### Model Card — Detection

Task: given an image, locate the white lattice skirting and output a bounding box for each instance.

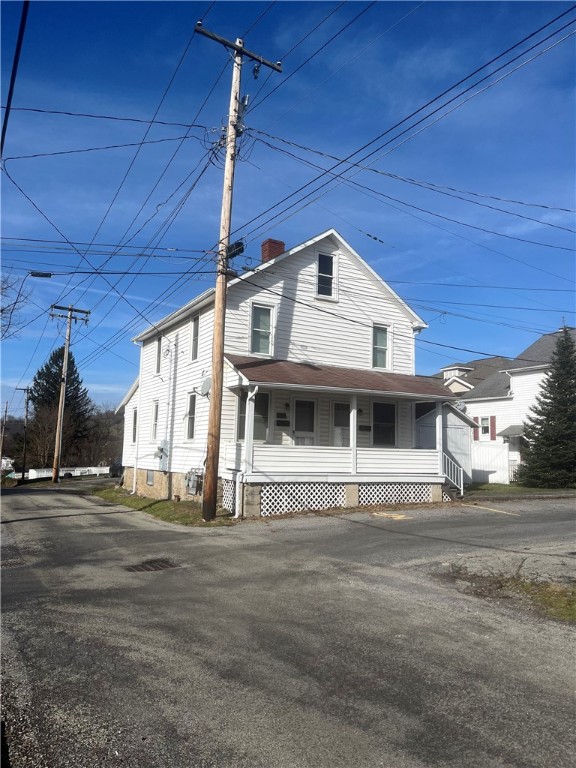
[261,482,346,517]
[359,483,432,506]
[221,479,236,512]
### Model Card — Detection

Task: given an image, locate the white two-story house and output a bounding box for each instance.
[461,328,576,483]
[117,230,467,516]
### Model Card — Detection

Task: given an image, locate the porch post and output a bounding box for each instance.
[436,401,443,475]
[351,394,358,474]
[244,386,257,474]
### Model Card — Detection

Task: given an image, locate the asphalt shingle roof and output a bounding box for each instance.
[462,328,576,401]
[226,355,453,399]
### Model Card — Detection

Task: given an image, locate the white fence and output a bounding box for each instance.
[28,466,111,479]
[471,442,511,484]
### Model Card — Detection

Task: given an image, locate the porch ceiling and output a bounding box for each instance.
[225,355,454,400]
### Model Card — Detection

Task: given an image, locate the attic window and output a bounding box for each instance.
[317,253,336,299]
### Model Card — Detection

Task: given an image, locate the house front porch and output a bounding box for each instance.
[221,355,464,516]
[222,443,452,516]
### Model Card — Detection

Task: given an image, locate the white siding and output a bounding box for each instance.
[121,232,426,481]
[467,369,546,446]
[121,390,138,468]
[225,237,417,374]
[135,306,214,473]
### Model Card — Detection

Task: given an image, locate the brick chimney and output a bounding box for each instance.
[261,238,285,263]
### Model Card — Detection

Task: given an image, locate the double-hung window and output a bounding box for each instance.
[132,409,138,444]
[372,402,396,446]
[151,400,159,441]
[237,392,270,441]
[317,253,335,298]
[372,325,389,369]
[251,305,272,355]
[155,337,162,374]
[186,394,196,440]
[190,316,199,361]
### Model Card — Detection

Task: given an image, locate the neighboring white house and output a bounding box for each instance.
[117,229,469,516]
[460,328,576,484]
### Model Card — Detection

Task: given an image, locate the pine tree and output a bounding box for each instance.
[516,328,576,488]
[29,346,93,465]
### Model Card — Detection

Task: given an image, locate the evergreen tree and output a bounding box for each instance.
[516,328,576,488]
[29,347,93,465]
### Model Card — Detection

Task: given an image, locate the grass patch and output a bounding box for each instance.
[92,486,236,527]
[465,483,575,496]
[451,567,576,623]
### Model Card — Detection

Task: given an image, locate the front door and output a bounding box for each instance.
[293,399,315,445]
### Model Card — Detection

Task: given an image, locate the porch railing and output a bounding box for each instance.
[443,452,463,496]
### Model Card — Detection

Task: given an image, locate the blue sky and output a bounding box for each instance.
[2,1,575,417]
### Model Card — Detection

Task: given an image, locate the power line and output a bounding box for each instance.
[3,132,208,161]
[1,0,30,157]
[257,138,576,250]
[248,1,377,112]
[1,106,194,128]
[236,17,576,246]
[253,129,576,220]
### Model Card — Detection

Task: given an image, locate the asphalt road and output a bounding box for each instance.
[1,486,575,768]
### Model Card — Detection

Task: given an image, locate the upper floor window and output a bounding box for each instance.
[251,305,272,355]
[481,417,490,436]
[155,337,162,374]
[190,316,199,361]
[186,393,196,440]
[132,409,138,444]
[372,325,389,369]
[317,253,335,298]
[372,402,396,447]
[151,400,159,441]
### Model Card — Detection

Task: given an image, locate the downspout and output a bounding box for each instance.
[233,385,258,519]
[436,401,443,478]
[132,343,144,494]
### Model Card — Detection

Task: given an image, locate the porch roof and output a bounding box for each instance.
[225,355,454,400]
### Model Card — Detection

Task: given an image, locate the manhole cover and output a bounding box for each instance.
[125,558,179,573]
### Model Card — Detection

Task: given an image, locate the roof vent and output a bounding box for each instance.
[261,238,285,263]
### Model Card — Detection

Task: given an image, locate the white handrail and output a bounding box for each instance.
[442,453,463,496]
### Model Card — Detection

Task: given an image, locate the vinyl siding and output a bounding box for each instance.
[225,238,416,374]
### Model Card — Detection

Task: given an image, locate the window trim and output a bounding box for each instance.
[315,251,338,301]
[150,400,159,442]
[237,390,270,442]
[186,393,196,440]
[250,302,274,357]
[132,408,138,444]
[372,324,390,370]
[371,400,397,447]
[190,316,199,362]
[155,337,162,374]
[146,469,154,486]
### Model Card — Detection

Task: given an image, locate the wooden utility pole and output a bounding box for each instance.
[50,305,90,482]
[196,21,281,521]
[15,386,29,482]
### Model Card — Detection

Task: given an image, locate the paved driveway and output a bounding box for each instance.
[2,488,575,767]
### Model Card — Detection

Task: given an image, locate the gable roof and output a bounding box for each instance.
[228,229,427,330]
[133,229,427,342]
[115,377,139,413]
[433,356,513,389]
[463,328,576,401]
[226,354,453,400]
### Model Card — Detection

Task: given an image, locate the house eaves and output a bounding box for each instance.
[133,288,215,343]
[115,378,139,413]
[228,228,428,331]
[225,355,454,401]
